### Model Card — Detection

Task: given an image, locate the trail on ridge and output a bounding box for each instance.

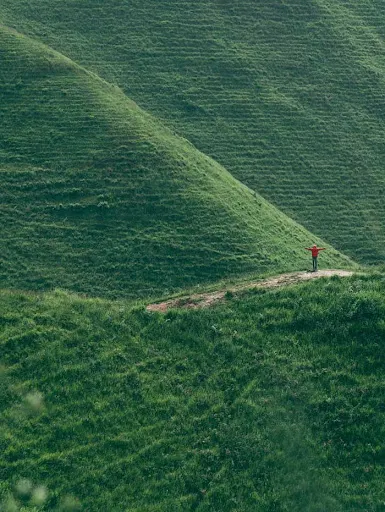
[147,270,355,312]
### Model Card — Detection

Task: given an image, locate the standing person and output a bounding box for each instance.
[305,245,326,272]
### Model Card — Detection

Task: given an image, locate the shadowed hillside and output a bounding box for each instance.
[1,0,384,263]
[1,274,384,510]
[1,4,383,512]
[0,26,350,298]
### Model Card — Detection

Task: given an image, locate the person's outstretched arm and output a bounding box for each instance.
[319,248,326,251]
[305,247,312,251]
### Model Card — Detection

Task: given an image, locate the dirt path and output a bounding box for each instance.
[146,270,355,313]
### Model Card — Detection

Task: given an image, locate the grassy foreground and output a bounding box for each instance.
[1,0,385,264]
[1,273,384,511]
[0,25,352,299]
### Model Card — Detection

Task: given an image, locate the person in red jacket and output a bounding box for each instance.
[305,245,326,272]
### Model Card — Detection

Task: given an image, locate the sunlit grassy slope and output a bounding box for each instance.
[0,25,352,298]
[1,0,384,264]
[1,274,384,511]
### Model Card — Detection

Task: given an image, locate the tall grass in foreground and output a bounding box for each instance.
[1,274,384,510]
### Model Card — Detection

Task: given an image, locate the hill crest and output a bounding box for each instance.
[2,0,383,263]
[0,24,353,298]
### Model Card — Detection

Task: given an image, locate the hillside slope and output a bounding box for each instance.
[0,26,351,298]
[1,0,384,264]
[1,274,384,511]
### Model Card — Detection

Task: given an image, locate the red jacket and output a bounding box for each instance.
[306,246,326,257]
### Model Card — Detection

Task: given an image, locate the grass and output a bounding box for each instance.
[1,273,384,511]
[1,0,384,264]
[0,25,353,299]
[0,4,382,511]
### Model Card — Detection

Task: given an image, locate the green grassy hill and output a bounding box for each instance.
[0,25,351,299]
[1,0,384,264]
[1,4,383,511]
[1,274,384,511]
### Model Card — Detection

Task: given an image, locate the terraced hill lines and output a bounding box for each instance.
[2,0,384,263]
[0,25,351,297]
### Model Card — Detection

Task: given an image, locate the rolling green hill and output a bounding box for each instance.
[1,0,384,264]
[0,4,383,512]
[1,274,384,511]
[0,25,351,299]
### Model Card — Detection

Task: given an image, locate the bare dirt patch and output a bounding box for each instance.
[146,270,355,313]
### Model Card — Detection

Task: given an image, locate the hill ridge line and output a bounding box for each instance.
[0,20,335,233]
[0,21,291,204]
[0,21,356,297]
[0,22,130,95]
[147,269,355,312]
[0,21,220,157]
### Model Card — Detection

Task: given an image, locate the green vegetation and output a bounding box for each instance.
[1,0,384,264]
[1,274,384,511]
[0,25,352,299]
[0,3,383,511]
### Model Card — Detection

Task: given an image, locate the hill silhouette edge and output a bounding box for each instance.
[0,24,355,298]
